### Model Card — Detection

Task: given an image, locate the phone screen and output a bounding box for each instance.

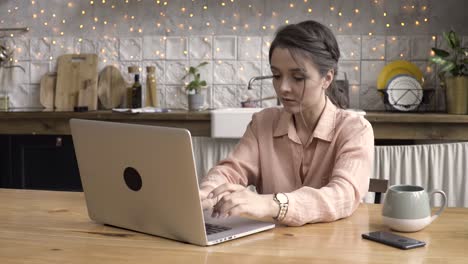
[362,231,426,250]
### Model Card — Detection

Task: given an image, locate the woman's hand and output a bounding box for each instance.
[209,183,278,220]
[199,184,217,210]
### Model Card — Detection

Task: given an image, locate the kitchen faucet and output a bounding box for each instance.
[242,75,280,107]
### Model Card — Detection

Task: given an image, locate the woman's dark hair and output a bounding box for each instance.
[268,20,347,108]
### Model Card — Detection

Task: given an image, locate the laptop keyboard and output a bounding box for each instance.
[205,223,232,235]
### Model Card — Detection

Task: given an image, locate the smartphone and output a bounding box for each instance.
[362,231,426,250]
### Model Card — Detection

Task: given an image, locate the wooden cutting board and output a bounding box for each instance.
[55,54,98,111]
[39,72,57,109]
[97,65,127,109]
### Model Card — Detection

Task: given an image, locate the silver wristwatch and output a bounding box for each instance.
[273,193,289,221]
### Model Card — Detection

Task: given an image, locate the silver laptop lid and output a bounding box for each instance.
[70,119,208,245]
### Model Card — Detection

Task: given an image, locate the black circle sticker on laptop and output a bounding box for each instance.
[123,167,143,191]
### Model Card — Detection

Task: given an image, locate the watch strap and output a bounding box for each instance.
[273,193,289,221]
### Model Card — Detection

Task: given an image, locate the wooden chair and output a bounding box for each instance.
[369,178,389,204]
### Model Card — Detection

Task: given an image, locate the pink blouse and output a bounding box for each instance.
[201,98,374,226]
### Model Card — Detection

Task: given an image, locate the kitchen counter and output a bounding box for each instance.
[0,109,211,136]
[1,109,468,140]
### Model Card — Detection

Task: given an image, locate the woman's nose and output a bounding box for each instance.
[278,79,292,93]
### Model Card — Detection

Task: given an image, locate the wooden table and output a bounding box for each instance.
[0,189,467,263]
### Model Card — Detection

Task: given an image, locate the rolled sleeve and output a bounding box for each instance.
[281,123,374,226]
[201,119,261,188]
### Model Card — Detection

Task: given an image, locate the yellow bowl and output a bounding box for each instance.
[377,60,424,90]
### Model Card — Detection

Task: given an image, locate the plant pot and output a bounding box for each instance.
[188,93,204,111]
[445,76,468,114]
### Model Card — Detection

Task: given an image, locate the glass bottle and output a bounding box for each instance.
[131,73,142,108]
[145,66,158,107]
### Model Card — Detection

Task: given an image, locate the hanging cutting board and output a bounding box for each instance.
[39,72,57,109]
[97,65,127,109]
[55,54,98,111]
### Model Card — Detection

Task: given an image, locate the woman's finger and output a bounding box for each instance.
[212,192,246,217]
[208,183,245,199]
[224,203,249,218]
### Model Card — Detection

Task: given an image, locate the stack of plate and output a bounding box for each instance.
[377,61,424,111]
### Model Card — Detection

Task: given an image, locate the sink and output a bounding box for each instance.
[211,108,264,138]
[210,108,366,138]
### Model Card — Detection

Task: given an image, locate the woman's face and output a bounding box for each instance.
[270,47,333,113]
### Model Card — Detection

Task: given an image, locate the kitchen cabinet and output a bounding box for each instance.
[0,135,82,191]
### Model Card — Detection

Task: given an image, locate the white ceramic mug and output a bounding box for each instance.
[382,185,447,232]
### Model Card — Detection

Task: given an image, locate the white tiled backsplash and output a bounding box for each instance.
[3,34,468,111]
[0,0,466,111]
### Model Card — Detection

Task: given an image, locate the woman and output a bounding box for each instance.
[200,20,374,226]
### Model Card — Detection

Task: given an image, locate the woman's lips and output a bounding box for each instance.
[282,98,296,103]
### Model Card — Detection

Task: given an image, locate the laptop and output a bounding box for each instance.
[70,119,275,246]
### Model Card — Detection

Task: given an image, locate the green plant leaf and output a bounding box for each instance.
[448,30,461,49]
[429,56,449,65]
[441,61,456,73]
[199,80,207,86]
[443,32,452,49]
[432,48,450,58]
[197,61,209,68]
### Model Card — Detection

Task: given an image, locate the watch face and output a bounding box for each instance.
[276,193,288,203]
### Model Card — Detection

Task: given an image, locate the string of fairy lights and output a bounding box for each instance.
[2,0,432,37]
[1,0,434,67]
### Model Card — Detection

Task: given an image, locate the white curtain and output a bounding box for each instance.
[372,142,468,207]
[192,137,468,208]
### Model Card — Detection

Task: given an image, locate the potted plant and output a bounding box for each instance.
[429,30,468,114]
[181,62,208,111]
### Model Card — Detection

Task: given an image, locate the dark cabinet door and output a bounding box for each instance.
[0,135,12,187]
[11,135,82,191]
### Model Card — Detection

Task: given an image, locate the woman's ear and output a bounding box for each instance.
[322,69,334,90]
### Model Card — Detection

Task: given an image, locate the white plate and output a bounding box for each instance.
[386,75,423,112]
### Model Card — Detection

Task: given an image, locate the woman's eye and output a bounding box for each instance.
[272,75,281,80]
[293,76,305,81]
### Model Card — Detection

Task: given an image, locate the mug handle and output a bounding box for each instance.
[430,189,447,222]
